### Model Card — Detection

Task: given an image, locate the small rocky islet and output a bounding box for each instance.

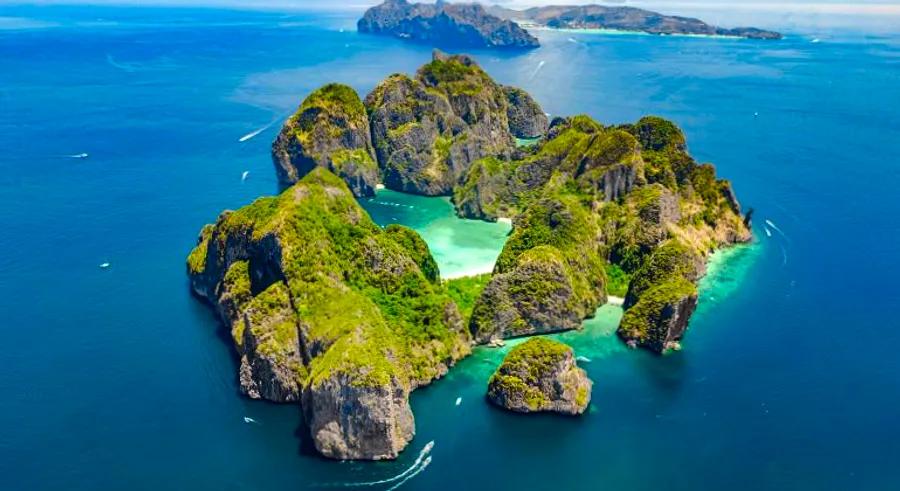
[358,0,782,48]
[488,338,592,415]
[187,50,751,460]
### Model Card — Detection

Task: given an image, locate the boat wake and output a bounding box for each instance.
[239,111,291,142]
[385,456,431,491]
[764,219,789,240]
[106,54,140,73]
[529,60,546,81]
[321,441,434,488]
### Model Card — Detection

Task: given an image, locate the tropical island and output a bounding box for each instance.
[358,0,539,49]
[358,0,781,46]
[187,50,751,460]
[488,4,783,39]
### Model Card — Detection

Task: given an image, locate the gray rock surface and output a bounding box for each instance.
[359,0,540,49]
[487,337,592,415]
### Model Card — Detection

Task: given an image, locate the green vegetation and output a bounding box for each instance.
[457,112,747,349]
[488,337,572,410]
[618,278,697,350]
[417,55,487,97]
[625,240,699,305]
[605,263,630,297]
[444,274,491,322]
[330,148,377,173]
[188,167,470,395]
[186,224,213,274]
[385,224,440,284]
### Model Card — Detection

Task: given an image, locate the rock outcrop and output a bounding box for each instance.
[458,112,749,352]
[358,0,540,49]
[503,86,549,139]
[469,194,606,344]
[487,337,591,415]
[189,52,755,462]
[489,4,782,39]
[187,168,471,459]
[272,83,378,197]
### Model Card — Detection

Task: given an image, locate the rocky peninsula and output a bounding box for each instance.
[487,338,592,415]
[358,0,539,49]
[188,50,750,460]
[488,4,783,40]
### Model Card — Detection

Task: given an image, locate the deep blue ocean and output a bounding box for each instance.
[1,4,899,490]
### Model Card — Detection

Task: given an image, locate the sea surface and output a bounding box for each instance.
[1,5,899,490]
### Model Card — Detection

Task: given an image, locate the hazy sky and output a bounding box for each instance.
[5,0,900,30]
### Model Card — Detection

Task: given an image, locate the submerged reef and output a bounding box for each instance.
[190,49,750,460]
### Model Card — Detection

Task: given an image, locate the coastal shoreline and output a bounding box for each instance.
[529,25,747,40]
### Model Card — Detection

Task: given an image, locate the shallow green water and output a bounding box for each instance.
[361,189,512,278]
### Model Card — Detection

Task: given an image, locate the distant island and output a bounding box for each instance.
[488,4,783,39]
[358,1,781,47]
[187,50,751,461]
[358,0,539,49]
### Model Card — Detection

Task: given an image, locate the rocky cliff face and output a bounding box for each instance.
[469,194,607,343]
[490,4,782,39]
[457,112,749,352]
[187,168,470,459]
[365,73,464,195]
[272,84,378,197]
[358,0,540,49]
[503,86,549,139]
[364,51,527,196]
[487,337,591,415]
[190,52,754,461]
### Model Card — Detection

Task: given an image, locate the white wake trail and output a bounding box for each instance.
[764,219,788,239]
[529,60,546,81]
[385,456,431,491]
[325,441,434,488]
[239,111,292,143]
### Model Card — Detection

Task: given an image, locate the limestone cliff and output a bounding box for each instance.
[489,4,782,39]
[503,86,549,139]
[365,51,524,196]
[187,168,470,459]
[459,112,750,353]
[487,337,592,415]
[358,0,539,49]
[272,84,378,198]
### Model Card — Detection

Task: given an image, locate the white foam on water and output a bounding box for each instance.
[385,456,431,491]
[106,54,138,72]
[529,60,545,81]
[329,441,434,488]
[239,111,292,142]
[764,219,788,239]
